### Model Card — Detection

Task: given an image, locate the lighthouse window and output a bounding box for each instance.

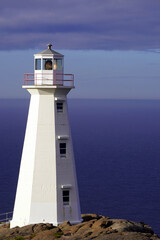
[63,190,70,205]
[43,58,53,70]
[60,143,66,156]
[54,59,62,71]
[57,102,63,112]
[35,59,41,70]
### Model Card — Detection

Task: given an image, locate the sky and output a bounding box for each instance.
[0,0,160,99]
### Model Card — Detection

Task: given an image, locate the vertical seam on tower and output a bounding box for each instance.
[28,93,40,223]
[54,92,58,224]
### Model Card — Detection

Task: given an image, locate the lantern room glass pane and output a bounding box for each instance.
[54,59,62,70]
[43,58,53,70]
[35,59,41,70]
[57,59,62,70]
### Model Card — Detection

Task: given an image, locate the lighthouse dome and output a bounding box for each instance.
[35,44,64,57]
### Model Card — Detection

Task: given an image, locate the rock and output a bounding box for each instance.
[0,227,11,238]
[59,221,72,235]
[92,217,113,229]
[32,223,55,233]
[0,214,159,240]
[16,224,34,236]
[111,219,154,233]
[31,228,63,240]
[81,213,103,222]
[0,223,9,229]
[59,221,71,228]
[90,218,114,237]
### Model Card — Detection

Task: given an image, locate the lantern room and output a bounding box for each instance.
[24,44,74,87]
[34,44,64,85]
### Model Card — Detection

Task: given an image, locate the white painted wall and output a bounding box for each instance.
[11,86,81,228]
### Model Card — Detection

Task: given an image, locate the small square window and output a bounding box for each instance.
[57,102,63,112]
[60,143,66,157]
[63,190,70,205]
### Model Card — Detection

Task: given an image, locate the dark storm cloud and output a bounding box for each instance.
[0,0,160,50]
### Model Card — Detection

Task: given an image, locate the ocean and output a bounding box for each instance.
[0,99,160,235]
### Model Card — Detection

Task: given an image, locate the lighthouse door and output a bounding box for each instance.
[64,206,71,220]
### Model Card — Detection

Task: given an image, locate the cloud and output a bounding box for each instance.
[0,0,160,50]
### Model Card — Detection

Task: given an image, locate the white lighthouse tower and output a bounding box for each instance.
[11,44,81,228]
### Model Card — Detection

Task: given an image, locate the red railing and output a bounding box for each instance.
[24,73,74,87]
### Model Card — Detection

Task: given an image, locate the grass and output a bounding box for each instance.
[85,232,92,237]
[30,233,37,239]
[54,230,63,238]
[14,237,25,240]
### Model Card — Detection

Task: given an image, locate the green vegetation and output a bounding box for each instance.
[85,232,92,237]
[30,233,37,239]
[14,237,25,240]
[54,230,63,238]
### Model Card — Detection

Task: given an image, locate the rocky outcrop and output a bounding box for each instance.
[0,214,159,240]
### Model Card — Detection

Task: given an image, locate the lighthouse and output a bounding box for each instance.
[11,44,81,228]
